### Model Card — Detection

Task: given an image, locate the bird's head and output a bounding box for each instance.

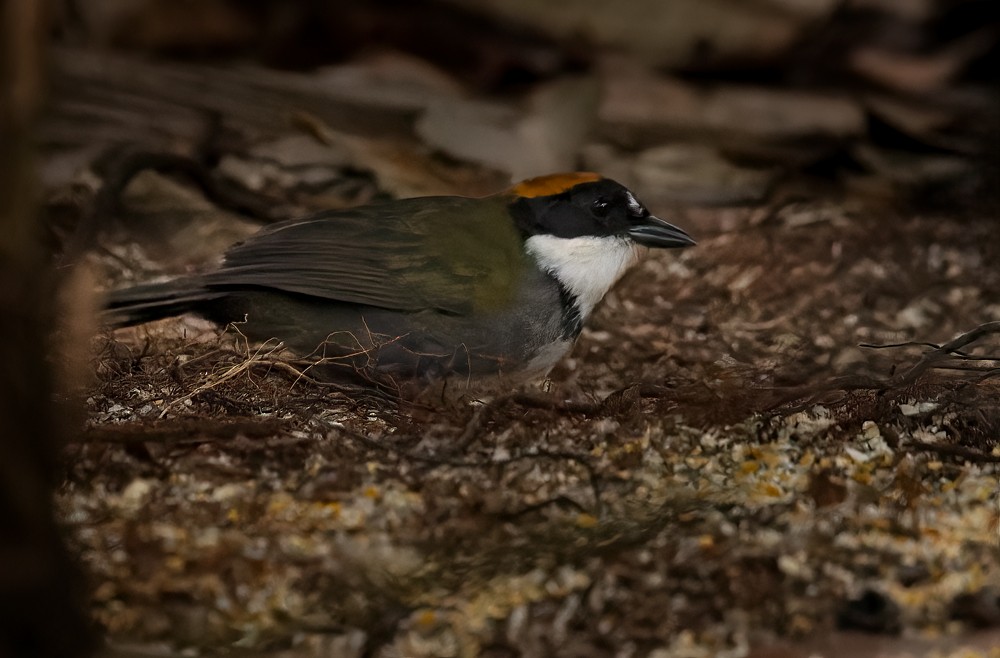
[506,173,695,317]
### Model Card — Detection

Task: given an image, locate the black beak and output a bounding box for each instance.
[628,215,696,249]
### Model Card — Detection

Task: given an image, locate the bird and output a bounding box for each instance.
[105,172,695,390]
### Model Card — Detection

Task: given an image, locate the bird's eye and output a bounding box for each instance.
[592,198,610,217]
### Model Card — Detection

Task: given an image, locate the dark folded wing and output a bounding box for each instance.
[204,196,524,316]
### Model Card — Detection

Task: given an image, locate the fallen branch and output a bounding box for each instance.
[769,321,1000,412]
[76,417,288,445]
[906,439,1000,464]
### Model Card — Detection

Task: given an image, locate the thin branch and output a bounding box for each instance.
[769,322,1000,412]
[907,439,1000,463]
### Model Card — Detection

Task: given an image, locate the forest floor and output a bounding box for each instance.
[58,185,1000,658]
[39,27,1000,658]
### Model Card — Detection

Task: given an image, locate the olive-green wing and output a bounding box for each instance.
[204,196,525,316]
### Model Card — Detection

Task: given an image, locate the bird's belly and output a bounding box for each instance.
[206,290,572,388]
[518,339,574,380]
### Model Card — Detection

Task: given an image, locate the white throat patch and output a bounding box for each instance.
[525,234,642,318]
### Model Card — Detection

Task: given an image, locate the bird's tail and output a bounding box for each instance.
[103,278,222,328]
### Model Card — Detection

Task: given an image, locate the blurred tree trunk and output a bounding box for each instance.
[0,0,95,655]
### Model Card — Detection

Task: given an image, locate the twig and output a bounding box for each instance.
[158,338,286,418]
[75,417,287,445]
[769,322,1000,412]
[885,321,1000,387]
[860,341,976,359]
[495,495,590,519]
[907,439,1000,463]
